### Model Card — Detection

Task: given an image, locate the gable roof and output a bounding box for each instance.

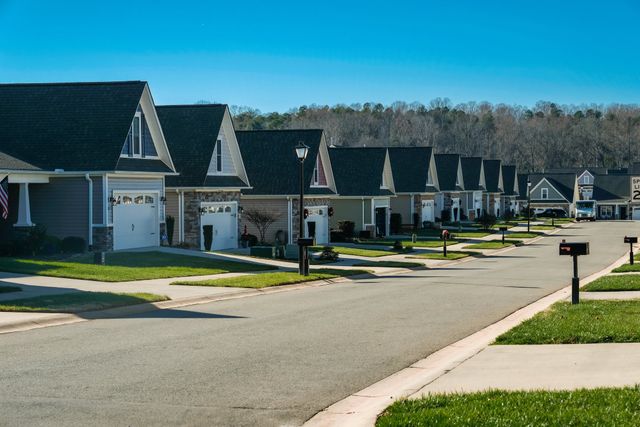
[388,146,437,193]
[157,104,248,188]
[329,147,393,196]
[238,129,335,196]
[529,173,577,202]
[434,154,463,192]
[483,160,503,193]
[0,81,173,172]
[592,174,631,201]
[501,165,518,196]
[460,157,484,191]
[546,167,608,176]
[517,174,529,200]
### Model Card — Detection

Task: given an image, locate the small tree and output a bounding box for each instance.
[476,213,497,231]
[244,209,279,245]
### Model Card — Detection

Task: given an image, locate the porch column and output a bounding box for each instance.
[14,183,34,227]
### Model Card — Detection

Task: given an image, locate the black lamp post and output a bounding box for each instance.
[295,142,309,275]
[526,178,532,233]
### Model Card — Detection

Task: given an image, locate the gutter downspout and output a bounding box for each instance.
[85,174,93,249]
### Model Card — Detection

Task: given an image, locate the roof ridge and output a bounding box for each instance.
[236,129,323,133]
[157,104,227,108]
[0,80,146,87]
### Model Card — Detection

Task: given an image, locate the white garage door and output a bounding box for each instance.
[422,200,434,223]
[305,206,329,245]
[201,202,238,251]
[113,193,159,250]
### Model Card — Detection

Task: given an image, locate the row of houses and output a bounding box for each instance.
[2,81,624,254]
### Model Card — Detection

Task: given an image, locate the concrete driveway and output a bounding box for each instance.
[0,221,632,426]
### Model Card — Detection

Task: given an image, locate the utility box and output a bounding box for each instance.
[559,242,589,256]
[297,238,315,247]
[624,236,638,244]
[250,246,275,258]
[499,226,508,232]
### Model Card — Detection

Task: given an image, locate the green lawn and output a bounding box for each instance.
[0,251,274,282]
[507,232,542,239]
[612,257,640,273]
[463,240,521,250]
[416,229,492,238]
[353,261,424,268]
[409,251,471,260]
[311,246,407,257]
[531,225,556,231]
[0,292,168,313]
[377,388,640,426]
[583,274,640,292]
[358,239,459,248]
[0,285,22,294]
[172,269,368,288]
[494,300,640,344]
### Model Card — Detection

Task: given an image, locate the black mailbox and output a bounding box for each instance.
[297,238,315,247]
[624,236,638,244]
[559,242,589,256]
[499,226,508,232]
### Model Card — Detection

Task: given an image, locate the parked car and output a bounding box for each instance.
[537,208,568,218]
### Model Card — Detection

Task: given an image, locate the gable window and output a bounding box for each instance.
[381,172,388,189]
[121,106,156,159]
[426,170,433,186]
[312,157,320,185]
[541,188,549,199]
[215,140,222,172]
[132,112,141,156]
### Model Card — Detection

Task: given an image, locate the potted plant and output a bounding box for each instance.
[203,225,213,251]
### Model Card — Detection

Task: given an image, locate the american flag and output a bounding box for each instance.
[0,175,8,220]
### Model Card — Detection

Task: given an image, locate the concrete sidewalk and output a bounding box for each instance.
[413,343,640,395]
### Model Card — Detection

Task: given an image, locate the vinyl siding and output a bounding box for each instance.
[240,199,289,243]
[208,127,237,176]
[165,191,180,240]
[330,199,369,232]
[30,177,89,241]
[391,195,412,225]
[531,182,564,201]
[107,176,165,224]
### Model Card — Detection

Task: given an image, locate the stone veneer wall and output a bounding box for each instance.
[290,197,331,242]
[183,191,241,248]
[92,226,113,252]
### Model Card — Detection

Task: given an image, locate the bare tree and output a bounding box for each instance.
[244,209,279,245]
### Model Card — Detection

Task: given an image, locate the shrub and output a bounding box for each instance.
[318,246,339,261]
[440,210,451,222]
[476,213,497,231]
[26,225,48,256]
[392,240,404,250]
[390,213,402,234]
[40,235,62,256]
[61,236,86,254]
[359,230,372,239]
[338,221,355,239]
[412,213,420,230]
[166,215,175,246]
[330,230,346,242]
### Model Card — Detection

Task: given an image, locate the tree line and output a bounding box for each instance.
[228,99,640,172]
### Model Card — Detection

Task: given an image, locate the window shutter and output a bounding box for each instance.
[141,113,146,158]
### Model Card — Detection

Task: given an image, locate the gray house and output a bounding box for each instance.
[482,160,503,217]
[0,81,176,251]
[388,147,439,227]
[528,173,579,217]
[460,157,486,221]
[157,104,251,250]
[500,165,519,217]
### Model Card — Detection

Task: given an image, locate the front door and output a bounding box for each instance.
[375,207,387,237]
[619,206,627,220]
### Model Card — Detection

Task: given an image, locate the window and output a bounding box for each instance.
[426,170,433,186]
[215,140,222,172]
[541,188,549,199]
[313,158,319,185]
[381,172,388,189]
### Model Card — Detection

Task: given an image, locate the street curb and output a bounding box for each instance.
[303,233,628,427]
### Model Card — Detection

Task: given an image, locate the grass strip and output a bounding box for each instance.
[0,251,274,282]
[409,251,472,260]
[377,388,640,426]
[311,246,406,257]
[494,300,640,344]
[171,269,369,288]
[353,261,424,268]
[583,274,640,292]
[357,240,459,248]
[0,292,168,313]
[463,240,522,250]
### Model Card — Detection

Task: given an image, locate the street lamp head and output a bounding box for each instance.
[295,142,309,162]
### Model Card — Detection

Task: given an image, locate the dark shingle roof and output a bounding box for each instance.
[529,173,577,202]
[329,147,390,196]
[501,165,518,196]
[460,157,484,191]
[592,174,630,201]
[483,160,503,193]
[0,81,148,171]
[517,174,529,200]
[546,167,608,176]
[238,129,333,196]
[434,154,462,192]
[157,105,246,188]
[116,157,174,173]
[388,146,436,193]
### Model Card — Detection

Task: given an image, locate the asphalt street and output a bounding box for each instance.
[0,221,633,426]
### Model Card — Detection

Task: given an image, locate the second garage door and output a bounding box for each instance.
[113,193,159,250]
[200,202,238,250]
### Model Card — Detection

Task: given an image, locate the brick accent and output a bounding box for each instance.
[182,191,241,248]
[291,197,331,241]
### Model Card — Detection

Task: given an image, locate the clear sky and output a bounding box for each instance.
[1,0,639,112]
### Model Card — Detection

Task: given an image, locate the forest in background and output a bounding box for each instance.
[223,99,640,173]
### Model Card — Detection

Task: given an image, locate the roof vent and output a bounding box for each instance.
[54,169,64,173]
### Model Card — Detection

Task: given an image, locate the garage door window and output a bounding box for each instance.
[145,195,155,204]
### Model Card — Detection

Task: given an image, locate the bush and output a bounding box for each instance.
[330,230,347,242]
[392,240,403,250]
[338,221,355,239]
[166,215,175,246]
[26,225,48,256]
[40,235,62,256]
[476,213,497,231]
[318,246,339,261]
[61,236,86,254]
[359,230,372,239]
[440,210,451,222]
[241,233,258,247]
[390,213,402,234]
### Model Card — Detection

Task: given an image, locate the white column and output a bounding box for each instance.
[14,183,34,227]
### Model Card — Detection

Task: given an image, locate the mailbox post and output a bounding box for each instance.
[624,236,637,265]
[442,229,449,257]
[499,226,508,245]
[297,238,314,276]
[559,241,589,304]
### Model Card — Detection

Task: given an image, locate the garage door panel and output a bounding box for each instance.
[113,193,159,250]
[201,202,238,250]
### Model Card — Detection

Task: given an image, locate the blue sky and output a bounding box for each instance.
[0,0,639,112]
